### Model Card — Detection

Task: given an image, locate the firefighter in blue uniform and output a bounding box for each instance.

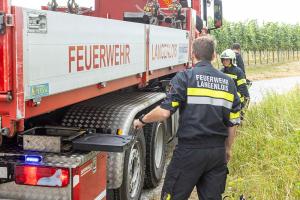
[134,36,241,200]
[220,49,250,111]
[231,43,245,74]
[231,43,252,88]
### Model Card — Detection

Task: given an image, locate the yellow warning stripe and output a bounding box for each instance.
[230,112,240,119]
[166,194,171,200]
[171,101,179,107]
[187,88,234,102]
[237,79,247,86]
[226,73,237,79]
[237,92,244,103]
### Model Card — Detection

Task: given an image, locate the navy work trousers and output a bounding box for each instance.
[161,144,228,200]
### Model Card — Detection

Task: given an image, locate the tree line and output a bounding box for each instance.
[210,20,300,66]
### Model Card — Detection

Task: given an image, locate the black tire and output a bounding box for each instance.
[108,129,146,200]
[143,121,167,188]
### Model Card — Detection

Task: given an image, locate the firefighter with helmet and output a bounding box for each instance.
[220,49,250,112]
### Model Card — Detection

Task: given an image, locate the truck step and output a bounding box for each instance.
[73,133,134,152]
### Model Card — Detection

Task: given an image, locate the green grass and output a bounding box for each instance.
[224,87,300,200]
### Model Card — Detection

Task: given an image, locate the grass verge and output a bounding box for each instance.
[246,61,300,81]
[224,87,300,200]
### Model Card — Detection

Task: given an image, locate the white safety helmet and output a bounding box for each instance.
[220,49,237,66]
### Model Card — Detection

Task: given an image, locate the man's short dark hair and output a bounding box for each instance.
[231,43,241,50]
[192,35,216,61]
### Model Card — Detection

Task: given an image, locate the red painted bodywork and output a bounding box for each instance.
[94,0,147,19]
[0,0,202,135]
[72,153,107,200]
[0,6,24,137]
[158,0,172,8]
[0,0,12,93]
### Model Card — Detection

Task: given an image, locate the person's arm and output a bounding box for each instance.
[133,106,171,129]
[225,125,237,163]
[224,79,241,127]
[224,79,241,162]
[133,71,187,130]
[237,69,250,98]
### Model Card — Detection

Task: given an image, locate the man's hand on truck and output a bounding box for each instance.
[133,106,171,130]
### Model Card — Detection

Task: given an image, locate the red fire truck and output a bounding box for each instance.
[0,0,223,199]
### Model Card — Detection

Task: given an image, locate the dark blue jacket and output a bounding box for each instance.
[160,61,241,143]
[221,65,250,103]
[235,52,245,74]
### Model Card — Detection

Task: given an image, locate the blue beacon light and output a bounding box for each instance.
[25,155,43,163]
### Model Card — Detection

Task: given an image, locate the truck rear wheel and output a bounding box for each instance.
[144,122,166,188]
[110,129,146,200]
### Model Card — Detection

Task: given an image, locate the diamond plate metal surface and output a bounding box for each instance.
[0,181,70,200]
[23,135,61,153]
[43,151,99,168]
[106,152,124,188]
[61,92,166,189]
[0,147,99,168]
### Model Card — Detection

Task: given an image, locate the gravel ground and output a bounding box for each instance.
[141,137,176,200]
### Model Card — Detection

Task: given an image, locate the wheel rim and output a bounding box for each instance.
[154,123,164,169]
[128,141,142,198]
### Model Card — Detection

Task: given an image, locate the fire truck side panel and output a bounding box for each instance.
[73,153,107,200]
[23,9,146,100]
[149,25,189,71]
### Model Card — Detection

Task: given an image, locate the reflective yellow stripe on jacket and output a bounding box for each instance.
[226,73,237,80]
[237,92,244,103]
[237,78,247,86]
[187,88,234,102]
[171,101,179,107]
[230,112,240,119]
[229,111,241,124]
[165,194,171,200]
